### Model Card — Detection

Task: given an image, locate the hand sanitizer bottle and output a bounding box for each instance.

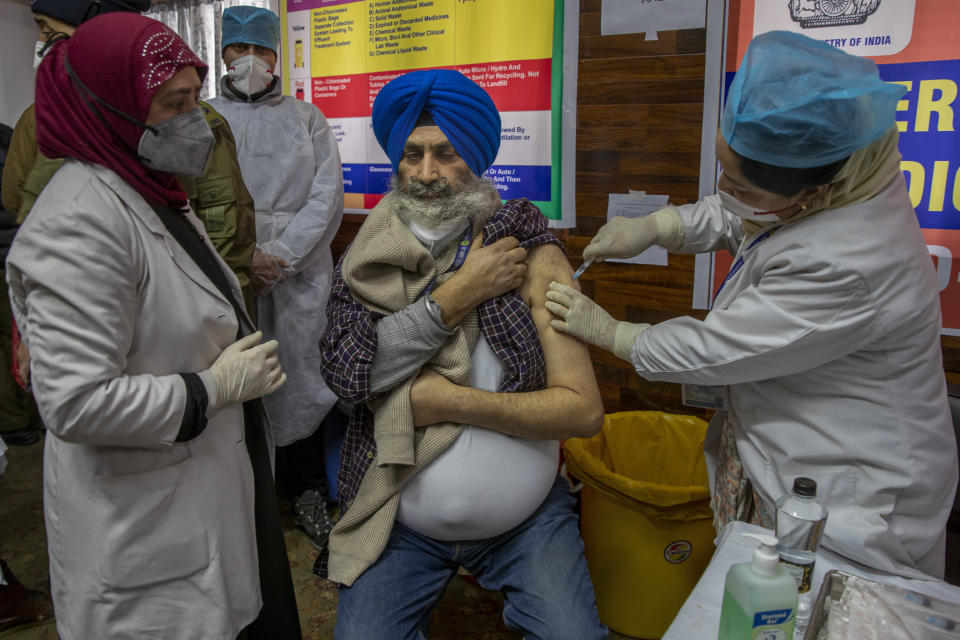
[718,533,798,640]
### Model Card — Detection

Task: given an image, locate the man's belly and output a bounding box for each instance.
[396,426,559,541]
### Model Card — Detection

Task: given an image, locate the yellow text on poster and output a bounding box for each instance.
[309,3,368,76]
[454,0,554,66]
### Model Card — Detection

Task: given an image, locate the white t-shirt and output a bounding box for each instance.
[396,222,559,541]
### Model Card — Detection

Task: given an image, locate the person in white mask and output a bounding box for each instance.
[546,31,958,581]
[208,6,345,553]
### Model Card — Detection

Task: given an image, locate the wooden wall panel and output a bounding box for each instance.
[327,0,956,416]
[572,0,709,418]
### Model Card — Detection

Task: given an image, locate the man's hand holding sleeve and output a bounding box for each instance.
[430,236,527,326]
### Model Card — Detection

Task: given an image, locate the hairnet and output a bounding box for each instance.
[222,6,280,54]
[372,69,501,177]
[31,0,150,27]
[721,30,905,168]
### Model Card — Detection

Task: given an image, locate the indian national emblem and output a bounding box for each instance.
[789,0,881,28]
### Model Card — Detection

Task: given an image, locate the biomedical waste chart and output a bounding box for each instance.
[281,0,566,221]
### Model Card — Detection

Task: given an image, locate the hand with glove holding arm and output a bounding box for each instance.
[547,206,683,360]
[199,330,286,411]
[545,282,649,362]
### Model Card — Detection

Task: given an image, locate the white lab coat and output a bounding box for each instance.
[210,78,344,447]
[5,161,261,639]
[629,177,958,579]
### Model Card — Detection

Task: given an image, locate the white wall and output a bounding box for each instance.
[0,0,38,128]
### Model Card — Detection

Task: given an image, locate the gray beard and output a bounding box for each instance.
[391,174,503,236]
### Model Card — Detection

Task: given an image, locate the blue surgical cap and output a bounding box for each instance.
[222,6,280,54]
[721,30,905,168]
[372,69,501,177]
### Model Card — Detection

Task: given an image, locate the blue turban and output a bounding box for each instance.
[722,30,905,168]
[222,6,280,54]
[372,70,501,177]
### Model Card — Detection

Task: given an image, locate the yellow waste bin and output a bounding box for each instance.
[564,411,715,639]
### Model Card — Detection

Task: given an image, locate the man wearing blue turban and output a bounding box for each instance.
[318,69,608,639]
[371,69,502,178]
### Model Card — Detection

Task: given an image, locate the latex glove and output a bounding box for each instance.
[545,282,649,361]
[583,207,682,262]
[251,247,292,296]
[207,331,286,409]
[16,341,30,389]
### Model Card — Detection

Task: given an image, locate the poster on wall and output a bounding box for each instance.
[280,0,575,226]
[697,0,960,334]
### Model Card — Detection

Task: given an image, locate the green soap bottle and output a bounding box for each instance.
[718,533,798,640]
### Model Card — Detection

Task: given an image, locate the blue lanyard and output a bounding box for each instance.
[713,227,778,304]
[420,225,473,298]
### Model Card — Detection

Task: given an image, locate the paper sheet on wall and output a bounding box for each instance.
[605,193,670,266]
[600,0,706,40]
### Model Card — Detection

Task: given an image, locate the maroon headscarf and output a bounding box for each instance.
[35,13,207,208]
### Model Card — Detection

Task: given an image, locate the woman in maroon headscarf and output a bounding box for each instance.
[5,14,301,640]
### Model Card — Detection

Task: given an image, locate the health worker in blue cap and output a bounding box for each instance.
[547,30,957,580]
[318,69,608,639]
[209,5,345,552]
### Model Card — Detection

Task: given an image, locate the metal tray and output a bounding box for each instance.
[805,570,960,639]
[805,570,853,638]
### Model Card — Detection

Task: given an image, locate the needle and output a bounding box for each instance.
[571,257,595,281]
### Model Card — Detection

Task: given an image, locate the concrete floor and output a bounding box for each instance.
[3,434,957,639]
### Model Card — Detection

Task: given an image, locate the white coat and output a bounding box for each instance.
[629,177,958,579]
[209,79,344,447]
[6,161,262,640]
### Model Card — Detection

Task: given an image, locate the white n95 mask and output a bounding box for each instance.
[33,40,47,71]
[138,107,215,178]
[717,190,788,222]
[62,51,214,178]
[33,32,65,72]
[227,54,274,96]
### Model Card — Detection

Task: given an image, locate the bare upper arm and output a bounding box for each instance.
[520,244,602,397]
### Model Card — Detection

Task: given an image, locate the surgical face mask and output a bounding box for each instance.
[227,54,274,96]
[138,107,215,178]
[33,40,47,71]
[717,190,790,222]
[33,31,66,72]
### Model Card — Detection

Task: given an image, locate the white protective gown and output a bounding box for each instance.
[629,177,958,579]
[210,78,344,447]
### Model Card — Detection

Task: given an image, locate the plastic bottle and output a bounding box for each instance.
[718,532,798,640]
[776,477,828,637]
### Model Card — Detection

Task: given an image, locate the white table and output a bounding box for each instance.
[662,521,960,639]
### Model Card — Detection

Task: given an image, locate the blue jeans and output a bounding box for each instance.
[335,476,607,640]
